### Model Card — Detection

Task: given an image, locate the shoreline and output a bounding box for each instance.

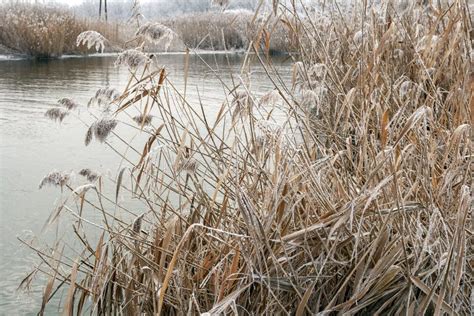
[0,49,290,62]
[0,49,253,62]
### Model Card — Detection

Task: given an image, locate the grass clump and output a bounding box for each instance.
[0,4,122,57]
[22,0,472,315]
[163,10,290,52]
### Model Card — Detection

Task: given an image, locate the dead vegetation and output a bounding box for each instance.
[0,4,123,57]
[23,0,472,315]
[161,10,291,52]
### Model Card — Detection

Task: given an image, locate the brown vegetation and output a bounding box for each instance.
[23,1,472,315]
[162,10,290,52]
[0,4,123,57]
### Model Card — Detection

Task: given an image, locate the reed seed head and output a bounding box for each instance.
[78,168,100,182]
[136,22,175,50]
[57,98,78,110]
[88,87,120,108]
[39,171,71,189]
[132,114,153,126]
[85,118,118,146]
[45,108,69,122]
[114,49,150,69]
[76,30,106,53]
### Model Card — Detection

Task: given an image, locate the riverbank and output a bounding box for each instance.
[0,4,291,58]
[0,49,265,62]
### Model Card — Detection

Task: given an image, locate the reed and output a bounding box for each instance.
[0,4,123,57]
[24,0,472,315]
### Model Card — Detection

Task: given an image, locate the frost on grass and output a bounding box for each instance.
[76,31,106,53]
[299,87,328,117]
[114,49,150,69]
[39,171,71,189]
[231,90,254,121]
[85,118,118,146]
[72,184,96,198]
[259,90,280,106]
[255,120,284,148]
[136,22,176,50]
[45,108,69,123]
[175,157,198,175]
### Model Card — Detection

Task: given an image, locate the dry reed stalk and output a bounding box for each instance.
[25,1,473,315]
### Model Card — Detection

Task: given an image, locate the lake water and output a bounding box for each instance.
[0,53,291,315]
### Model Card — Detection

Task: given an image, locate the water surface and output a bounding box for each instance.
[0,53,291,315]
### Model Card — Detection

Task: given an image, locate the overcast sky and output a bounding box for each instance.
[2,0,119,6]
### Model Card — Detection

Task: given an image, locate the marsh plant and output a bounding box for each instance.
[0,4,123,57]
[26,0,472,315]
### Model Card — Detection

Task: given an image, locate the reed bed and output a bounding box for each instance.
[22,0,472,315]
[0,4,123,57]
[161,10,290,52]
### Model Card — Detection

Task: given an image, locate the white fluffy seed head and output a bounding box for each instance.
[39,170,71,189]
[76,31,106,53]
[114,49,150,69]
[136,22,176,51]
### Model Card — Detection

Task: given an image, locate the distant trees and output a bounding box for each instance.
[71,0,256,21]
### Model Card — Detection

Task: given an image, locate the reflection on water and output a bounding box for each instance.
[0,53,291,315]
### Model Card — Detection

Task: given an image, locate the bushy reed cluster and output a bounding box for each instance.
[0,4,122,57]
[26,1,472,315]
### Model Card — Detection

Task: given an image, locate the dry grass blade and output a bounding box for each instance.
[26,1,473,315]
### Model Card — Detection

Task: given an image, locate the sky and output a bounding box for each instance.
[0,0,124,6]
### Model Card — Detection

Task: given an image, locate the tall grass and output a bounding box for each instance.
[22,0,472,315]
[0,4,123,57]
[162,10,290,52]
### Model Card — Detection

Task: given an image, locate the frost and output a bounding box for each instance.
[76,31,106,53]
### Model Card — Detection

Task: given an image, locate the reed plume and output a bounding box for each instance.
[85,118,118,146]
[88,87,120,108]
[76,30,106,53]
[57,98,78,110]
[114,49,150,69]
[132,114,153,126]
[38,171,71,189]
[136,22,176,50]
[44,108,69,122]
[78,168,100,182]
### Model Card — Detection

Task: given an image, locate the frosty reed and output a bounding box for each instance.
[21,0,473,315]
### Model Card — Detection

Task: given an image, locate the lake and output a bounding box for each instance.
[0,53,292,315]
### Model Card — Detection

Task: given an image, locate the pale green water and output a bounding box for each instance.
[0,53,291,315]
